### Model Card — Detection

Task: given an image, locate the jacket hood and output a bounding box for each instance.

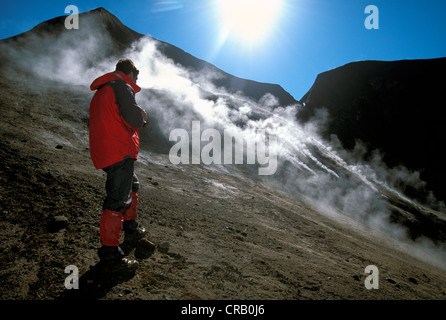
[90,71,141,93]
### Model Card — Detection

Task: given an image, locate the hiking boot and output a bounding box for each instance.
[123,220,147,242]
[97,246,138,272]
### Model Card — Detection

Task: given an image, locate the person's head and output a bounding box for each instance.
[115,58,139,83]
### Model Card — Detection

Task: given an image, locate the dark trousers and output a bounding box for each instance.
[102,158,139,214]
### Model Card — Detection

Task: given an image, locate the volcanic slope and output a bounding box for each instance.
[1,73,446,300]
[1,8,446,300]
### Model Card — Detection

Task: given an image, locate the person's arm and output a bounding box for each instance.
[113,81,146,129]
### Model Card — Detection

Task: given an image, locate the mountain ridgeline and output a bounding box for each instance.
[2,7,297,107]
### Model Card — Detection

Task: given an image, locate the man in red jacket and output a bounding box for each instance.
[89,59,147,266]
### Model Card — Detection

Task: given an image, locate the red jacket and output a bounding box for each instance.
[89,71,145,169]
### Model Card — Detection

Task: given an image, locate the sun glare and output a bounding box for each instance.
[216,0,284,45]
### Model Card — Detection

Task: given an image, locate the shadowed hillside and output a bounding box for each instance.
[298,58,446,204]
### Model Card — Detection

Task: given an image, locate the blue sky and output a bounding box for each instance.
[1,0,445,100]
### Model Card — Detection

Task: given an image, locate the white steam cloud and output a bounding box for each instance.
[126,37,446,268]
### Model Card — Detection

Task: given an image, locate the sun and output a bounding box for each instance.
[215,0,284,46]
